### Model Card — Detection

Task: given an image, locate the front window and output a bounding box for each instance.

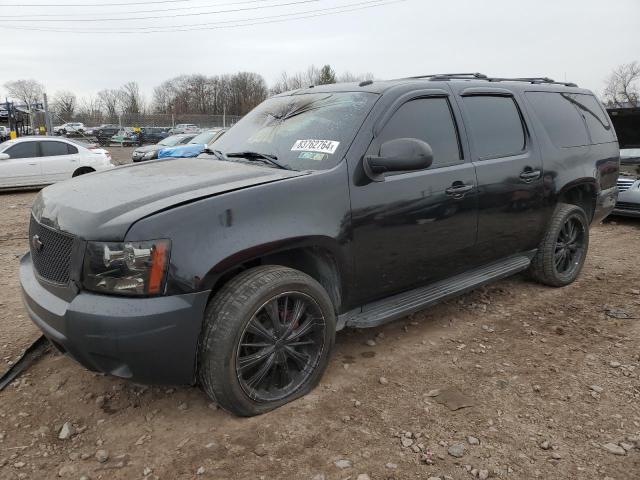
[213,92,378,171]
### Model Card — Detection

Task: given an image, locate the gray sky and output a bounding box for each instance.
[1,0,638,102]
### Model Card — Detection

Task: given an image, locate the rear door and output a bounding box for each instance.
[350,91,479,304]
[39,140,80,181]
[0,141,42,188]
[451,86,545,262]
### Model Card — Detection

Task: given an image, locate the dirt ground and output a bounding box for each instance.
[1,159,639,479]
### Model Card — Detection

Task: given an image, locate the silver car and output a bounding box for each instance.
[613,149,640,217]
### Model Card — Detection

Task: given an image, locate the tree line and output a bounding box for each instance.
[2,64,373,125]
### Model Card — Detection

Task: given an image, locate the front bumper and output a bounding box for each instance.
[20,252,210,385]
[611,183,640,218]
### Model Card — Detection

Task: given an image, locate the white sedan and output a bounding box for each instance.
[0,136,113,190]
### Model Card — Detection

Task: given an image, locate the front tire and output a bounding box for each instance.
[198,266,336,416]
[529,203,589,287]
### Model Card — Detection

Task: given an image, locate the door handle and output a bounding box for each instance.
[519,169,541,182]
[445,183,474,197]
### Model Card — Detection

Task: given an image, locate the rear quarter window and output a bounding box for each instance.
[525,91,590,148]
[568,94,616,144]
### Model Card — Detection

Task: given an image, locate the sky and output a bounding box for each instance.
[1,0,638,102]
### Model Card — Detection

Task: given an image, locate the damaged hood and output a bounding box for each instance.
[32,157,305,240]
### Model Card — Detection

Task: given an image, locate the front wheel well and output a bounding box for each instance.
[558,183,597,222]
[208,247,343,314]
[72,166,95,177]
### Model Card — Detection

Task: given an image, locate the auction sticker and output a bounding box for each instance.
[291,139,340,155]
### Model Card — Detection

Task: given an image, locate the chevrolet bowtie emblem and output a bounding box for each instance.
[31,234,44,252]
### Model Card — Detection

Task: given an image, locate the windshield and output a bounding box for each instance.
[189,130,219,144]
[213,92,378,171]
[159,135,185,146]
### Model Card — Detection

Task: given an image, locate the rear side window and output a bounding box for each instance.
[5,141,38,159]
[40,141,69,157]
[462,96,526,159]
[67,144,78,154]
[525,92,589,148]
[378,97,462,168]
[568,94,615,144]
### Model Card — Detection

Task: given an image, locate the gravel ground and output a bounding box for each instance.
[0,175,639,479]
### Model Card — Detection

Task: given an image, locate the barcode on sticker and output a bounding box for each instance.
[291,139,340,155]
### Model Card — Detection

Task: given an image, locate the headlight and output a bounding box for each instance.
[83,240,171,296]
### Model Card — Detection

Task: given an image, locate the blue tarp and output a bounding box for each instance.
[158,143,206,159]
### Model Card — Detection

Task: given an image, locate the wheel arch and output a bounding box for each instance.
[72,166,95,177]
[557,179,598,222]
[200,237,347,314]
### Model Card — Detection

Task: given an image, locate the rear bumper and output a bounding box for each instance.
[20,252,210,385]
[593,186,618,224]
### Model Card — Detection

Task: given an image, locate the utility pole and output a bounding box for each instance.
[223,103,226,128]
[43,93,53,136]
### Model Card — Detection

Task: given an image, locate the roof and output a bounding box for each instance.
[279,73,589,97]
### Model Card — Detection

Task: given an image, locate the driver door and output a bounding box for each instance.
[0,141,42,188]
[350,93,479,305]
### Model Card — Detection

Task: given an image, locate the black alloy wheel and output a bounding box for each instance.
[554,214,586,276]
[236,292,326,403]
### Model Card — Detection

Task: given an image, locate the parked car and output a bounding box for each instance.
[139,127,171,144]
[0,126,11,142]
[169,123,200,134]
[110,128,140,146]
[158,128,226,159]
[613,170,640,217]
[93,124,121,146]
[0,136,112,189]
[131,133,196,162]
[54,123,85,136]
[20,74,619,416]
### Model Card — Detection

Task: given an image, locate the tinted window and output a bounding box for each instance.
[525,92,589,148]
[462,96,526,158]
[67,144,78,154]
[569,94,615,144]
[378,97,461,168]
[40,141,69,157]
[5,141,38,159]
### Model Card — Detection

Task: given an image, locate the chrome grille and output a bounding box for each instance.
[29,216,75,285]
[617,178,637,192]
[615,201,640,212]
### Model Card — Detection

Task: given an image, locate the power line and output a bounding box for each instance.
[85,0,400,31]
[0,0,195,6]
[0,0,407,34]
[2,0,320,22]
[0,0,272,18]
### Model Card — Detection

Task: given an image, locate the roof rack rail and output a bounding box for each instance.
[406,73,578,87]
[408,73,488,80]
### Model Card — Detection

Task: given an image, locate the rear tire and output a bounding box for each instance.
[529,203,589,287]
[198,266,336,416]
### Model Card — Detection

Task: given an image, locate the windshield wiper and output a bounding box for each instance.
[225,151,292,170]
[202,147,226,161]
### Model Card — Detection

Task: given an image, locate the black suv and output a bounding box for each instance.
[20,74,619,416]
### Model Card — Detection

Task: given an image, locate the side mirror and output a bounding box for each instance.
[364,138,433,182]
[0,153,9,160]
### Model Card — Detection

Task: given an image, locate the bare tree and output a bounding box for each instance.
[4,79,45,128]
[52,90,77,121]
[603,61,640,107]
[4,79,45,107]
[97,89,120,122]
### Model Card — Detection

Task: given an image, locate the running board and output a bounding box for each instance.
[340,254,532,329]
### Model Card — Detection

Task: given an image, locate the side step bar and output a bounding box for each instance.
[339,254,532,329]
